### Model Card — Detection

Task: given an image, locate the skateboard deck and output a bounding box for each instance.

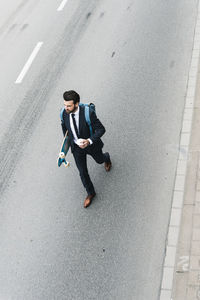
[57,131,70,168]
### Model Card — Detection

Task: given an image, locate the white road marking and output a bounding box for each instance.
[15,42,43,84]
[177,256,189,272]
[57,0,68,11]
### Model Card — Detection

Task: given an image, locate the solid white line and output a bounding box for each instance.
[57,0,68,11]
[15,42,43,84]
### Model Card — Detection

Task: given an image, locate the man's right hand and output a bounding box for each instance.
[79,139,90,149]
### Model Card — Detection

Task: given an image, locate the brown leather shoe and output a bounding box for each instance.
[104,160,112,172]
[84,193,96,208]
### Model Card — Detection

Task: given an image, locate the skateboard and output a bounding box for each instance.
[57,131,70,168]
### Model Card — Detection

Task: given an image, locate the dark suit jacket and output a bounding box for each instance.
[61,105,105,152]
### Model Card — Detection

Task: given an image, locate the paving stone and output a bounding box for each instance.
[184,152,198,205]
[193,228,200,241]
[176,205,193,254]
[186,285,200,300]
[197,178,200,191]
[194,215,200,228]
[188,270,200,285]
[196,287,200,300]
[171,271,188,300]
[190,111,200,146]
[191,241,200,255]
[190,256,200,270]
[196,191,200,202]
[195,202,200,214]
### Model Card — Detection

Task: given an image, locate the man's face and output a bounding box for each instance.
[64,100,79,114]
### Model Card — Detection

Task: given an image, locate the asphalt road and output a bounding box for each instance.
[0,0,198,299]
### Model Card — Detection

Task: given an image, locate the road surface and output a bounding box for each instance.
[0,0,198,299]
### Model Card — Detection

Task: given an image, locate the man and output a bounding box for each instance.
[61,90,112,208]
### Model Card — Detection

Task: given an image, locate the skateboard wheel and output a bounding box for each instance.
[64,161,70,168]
[59,152,65,159]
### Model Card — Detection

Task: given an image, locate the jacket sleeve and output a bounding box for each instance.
[61,121,67,136]
[90,110,106,143]
[60,108,68,136]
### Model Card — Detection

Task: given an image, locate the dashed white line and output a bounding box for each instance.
[57,0,68,11]
[15,42,43,84]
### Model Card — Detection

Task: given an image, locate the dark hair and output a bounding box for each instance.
[63,90,80,104]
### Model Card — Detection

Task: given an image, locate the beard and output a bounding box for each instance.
[66,106,77,114]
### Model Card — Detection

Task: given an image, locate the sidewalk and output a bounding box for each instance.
[171,61,200,299]
[160,3,200,299]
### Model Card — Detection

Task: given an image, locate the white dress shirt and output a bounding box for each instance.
[70,107,92,146]
[70,107,79,144]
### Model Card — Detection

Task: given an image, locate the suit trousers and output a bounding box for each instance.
[72,144,110,195]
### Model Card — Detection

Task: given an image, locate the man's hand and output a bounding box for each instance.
[79,139,90,149]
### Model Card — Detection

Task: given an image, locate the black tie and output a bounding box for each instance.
[72,113,79,138]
